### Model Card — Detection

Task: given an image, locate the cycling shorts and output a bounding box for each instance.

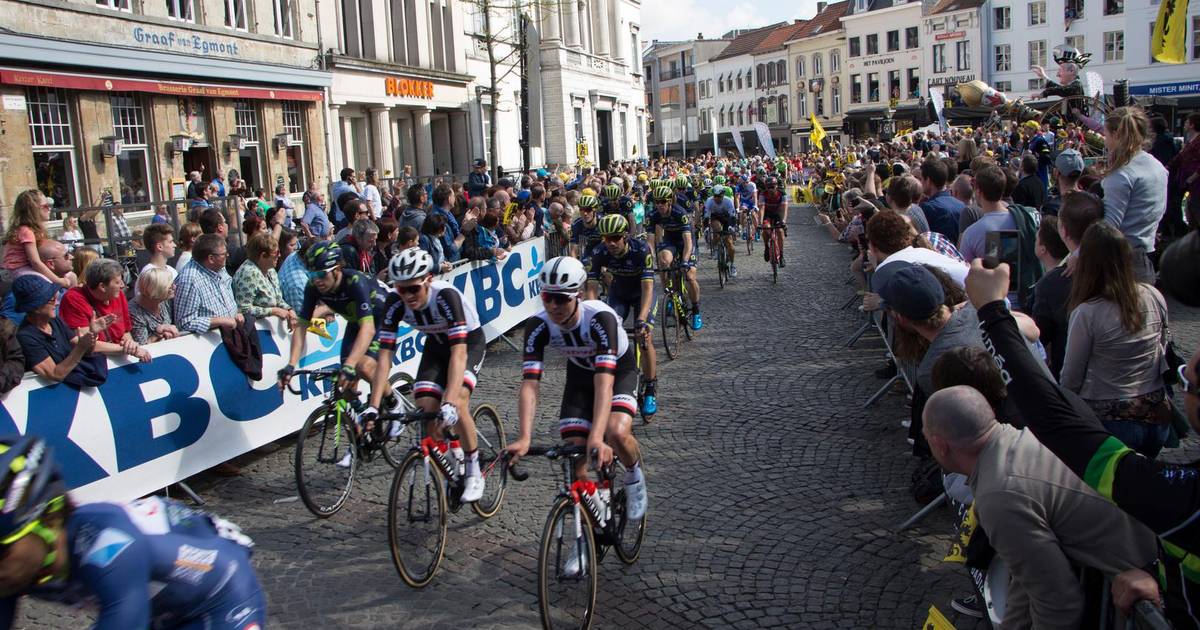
[166,542,267,630]
[341,322,381,362]
[655,243,696,265]
[558,352,639,439]
[709,214,738,234]
[413,328,486,399]
[763,208,785,225]
[607,290,657,327]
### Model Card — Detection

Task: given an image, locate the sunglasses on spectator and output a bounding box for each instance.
[396,284,424,295]
[541,292,575,305]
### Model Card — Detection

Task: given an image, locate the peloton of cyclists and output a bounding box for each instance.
[646,185,703,331]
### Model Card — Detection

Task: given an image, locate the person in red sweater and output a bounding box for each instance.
[58,257,151,363]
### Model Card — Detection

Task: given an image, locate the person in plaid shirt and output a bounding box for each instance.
[173,234,242,335]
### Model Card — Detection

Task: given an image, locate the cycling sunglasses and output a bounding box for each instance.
[541,292,575,305]
[395,284,424,296]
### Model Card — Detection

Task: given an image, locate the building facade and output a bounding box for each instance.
[787,1,851,151]
[643,37,731,158]
[920,0,985,107]
[698,24,784,156]
[1125,0,1200,119]
[750,21,808,153]
[840,0,926,137]
[0,0,330,214]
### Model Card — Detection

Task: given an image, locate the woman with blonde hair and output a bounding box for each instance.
[3,190,70,287]
[130,267,179,344]
[174,222,203,271]
[70,247,100,287]
[1101,106,1168,282]
[956,137,978,174]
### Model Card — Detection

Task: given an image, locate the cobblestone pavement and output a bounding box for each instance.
[20,205,1200,629]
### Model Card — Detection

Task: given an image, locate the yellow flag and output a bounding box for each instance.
[809,113,826,151]
[1152,0,1190,63]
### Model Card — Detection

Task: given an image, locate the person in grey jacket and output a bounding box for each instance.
[1101,107,1169,283]
[398,185,428,233]
[924,386,1159,629]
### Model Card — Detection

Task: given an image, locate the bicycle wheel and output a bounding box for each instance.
[294,404,357,518]
[609,462,647,565]
[381,372,417,468]
[771,231,781,285]
[538,496,598,630]
[658,292,679,360]
[716,244,727,289]
[388,450,449,588]
[470,403,508,519]
[680,293,694,341]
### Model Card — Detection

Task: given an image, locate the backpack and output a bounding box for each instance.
[1006,203,1043,308]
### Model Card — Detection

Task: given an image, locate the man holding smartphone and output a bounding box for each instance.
[957,165,1024,308]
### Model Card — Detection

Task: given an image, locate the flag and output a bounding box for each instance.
[1152,0,1190,63]
[752,122,776,159]
[809,113,826,151]
[732,130,746,157]
[929,86,948,135]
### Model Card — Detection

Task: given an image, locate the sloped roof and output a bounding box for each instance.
[927,0,985,12]
[709,22,788,61]
[789,0,851,40]
[751,21,809,55]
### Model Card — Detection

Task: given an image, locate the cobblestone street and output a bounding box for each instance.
[21,205,1200,629]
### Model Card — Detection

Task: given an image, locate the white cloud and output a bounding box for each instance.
[639,0,821,45]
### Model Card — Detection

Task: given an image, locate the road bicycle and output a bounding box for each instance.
[385,402,509,587]
[715,228,730,289]
[657,264,693,360]
[511,445,646,630]
[624,323,654,424]
[740,209,757,255]
[761,222,786,285]
[287,367,417,518]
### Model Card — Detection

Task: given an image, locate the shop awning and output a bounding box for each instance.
[0,67,322,101]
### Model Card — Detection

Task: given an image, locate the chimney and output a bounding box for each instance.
[817,1,828,13]
[698,32,705,39]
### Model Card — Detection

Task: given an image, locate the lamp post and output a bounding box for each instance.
[880,101,896,141]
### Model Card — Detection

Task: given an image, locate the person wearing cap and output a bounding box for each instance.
[13,275,107,384]
[468,158,491,198]
[1041,149,1086,217]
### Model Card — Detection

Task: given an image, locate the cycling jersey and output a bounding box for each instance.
[569,218,602,261]
[674,190,694,209]
[738,182,758,209]
[298,269,387,325]
[704,197,736,222]
[522,300,629,376]
[587,238,655,301]
[761,188,786,218]
[646,205,692,248]
[601,196,634,217]
[0,497,264,630]
[378,280,480,349]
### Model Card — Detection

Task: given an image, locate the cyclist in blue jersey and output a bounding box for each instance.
[0,436,265,630]
[600,184,638,237]
[704,186,739,278]
[585,214,659,417]
[569,195,603,266]
[646,186,702,330]
[736,175,760,240]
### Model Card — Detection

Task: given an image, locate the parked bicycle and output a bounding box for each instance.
[510,444,646,630]
[385,402,509,588]
[657,264,693,360]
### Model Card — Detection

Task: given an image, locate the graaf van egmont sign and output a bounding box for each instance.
[132,26,242,57]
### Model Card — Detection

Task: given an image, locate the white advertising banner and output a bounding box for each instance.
[753,122,776,159]
[1,238,547,503]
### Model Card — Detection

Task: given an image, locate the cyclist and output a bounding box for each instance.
[673,175,695,215]
[704,185,739,278]
[0,435,265,629]
[584,214,659,417]
[369,249,487,502]
[736,174,759,241]
[646,185,702,330]
[505,257,648,535]
[278,241,400,449]
[569,195,602,266]
[760,176,789,267]
[599,184,638,237]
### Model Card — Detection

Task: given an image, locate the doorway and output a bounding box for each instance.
[596,110,612,168]
[184,146,216,188]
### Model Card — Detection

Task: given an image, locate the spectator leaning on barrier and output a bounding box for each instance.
[277,242,311,313]
[419,214,453,273]
[233,232,296,328]
[174,234,242,335]
[59,259,150,363]
[923,386,1159,629]
[866,210,968,288]
[13,275,105,386]
[130,267,179,344]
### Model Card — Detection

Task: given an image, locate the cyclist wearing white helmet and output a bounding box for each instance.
[370,248,488,502]
[506,256,649,522]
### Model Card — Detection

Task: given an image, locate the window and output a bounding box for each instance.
[767,63,777,85]
[906,26,919,48]
[698,81,705,99]
[736,72,743,90]
[849,36,861,57]
[281,103,306,193]
[994,44,1011,71]
[887,30,899,52]
[798,90,808,118]
[757,64,765,86]
[272,0,294,37]
[778,95,788,124]
[776,60,786,83]
[342,0,376,58]
[1104,0,1122,14]
[1029,1,1045,25]
[1029,40,1046,68]
[855,0,868,11]
[109,93,151,204]
[866,34,878,55]
[907,68,920,99]
[888,69,900,100]
[1028,78,1045,90]
[685,83,697,108]
[737,106,744,126]
[813,53,823,75]
[995,80,1012,92]
[233,101,263,191]
[759,97,768,123]
[956,41,970,70]
[700,110,708,133]
[719,108,725,127]
[933,43,947,73]
[1065,0,1083,21]
[831,50,840,72]
[26,87,79,210]
[573,106,584,139]
[166,0,193,21]
[1194,16,1200,60]
[851,74,862,103]
[1065,35,1084,53]
[796,57,805,77]
[658,86,680,106]
[96,0,131,11]
[429,0,456,71]
[994,6,1011,28]
[1102,31,1123,62]
[832,86,841,114]
[224,0,248,29]
[868,72,880,102]
[815,91,824,116]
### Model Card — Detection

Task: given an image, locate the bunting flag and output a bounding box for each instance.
[809,113,826,151]
[753,122,776,159]
[929,86,948,134]
[732,129,746,157]
[1152,0,1190,64]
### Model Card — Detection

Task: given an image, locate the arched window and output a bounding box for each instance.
[719,107,725,127]
[758,97,767,122]
[739,105,745,125]
[757,64,765,86]
[813,53,823,76]
[736,72,742,90]
[766,63,776,85]
[797,90,807,118]
[776,60,787,83]
[796,57,804,77]
[830,50,841,73]
[779,95,789,124]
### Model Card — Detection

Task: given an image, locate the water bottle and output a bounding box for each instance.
[598,480,612,523]
[449,440,465,478]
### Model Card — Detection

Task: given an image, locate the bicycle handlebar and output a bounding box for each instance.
[282,367,340,395]
[1134,600,1171,630]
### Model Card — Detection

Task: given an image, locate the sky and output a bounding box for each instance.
[640,0,823,47]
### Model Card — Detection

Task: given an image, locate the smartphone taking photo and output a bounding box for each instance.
[984,230,1020,291]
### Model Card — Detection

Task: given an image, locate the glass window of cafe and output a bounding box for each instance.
[26,87,81,214]
[110,92,154,205]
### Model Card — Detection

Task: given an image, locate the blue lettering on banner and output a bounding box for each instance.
[501,252,526,308]
[100,356,210,476]
[209,329,284,421]
[471,264,504,322]
[0,385,107,490]
[1129,81,1200,97]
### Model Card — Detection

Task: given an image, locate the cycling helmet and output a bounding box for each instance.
[539,256,587,293]
[703,179,713,188]
[598,214,629,236]
[713,175,727,185]
[602,184,621,199]
[652,186,675,202]
[637,173,649,182]
[577,194,600,209]
[0,436,66,545]
[305,241,343,272]
[674,176,689,189]
[711,185,727,197]
[388,248,434,283]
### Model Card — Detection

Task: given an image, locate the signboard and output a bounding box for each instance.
[384,76,435,99]
[2,94,25,110]
[1129,81,1200,97]
[2,239,547,503]
[928,74,976,87]
[0,68,323,102]
[132,26,242,58]
[935,31,966,41]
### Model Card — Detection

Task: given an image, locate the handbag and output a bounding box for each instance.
[1155,294,1185,386]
